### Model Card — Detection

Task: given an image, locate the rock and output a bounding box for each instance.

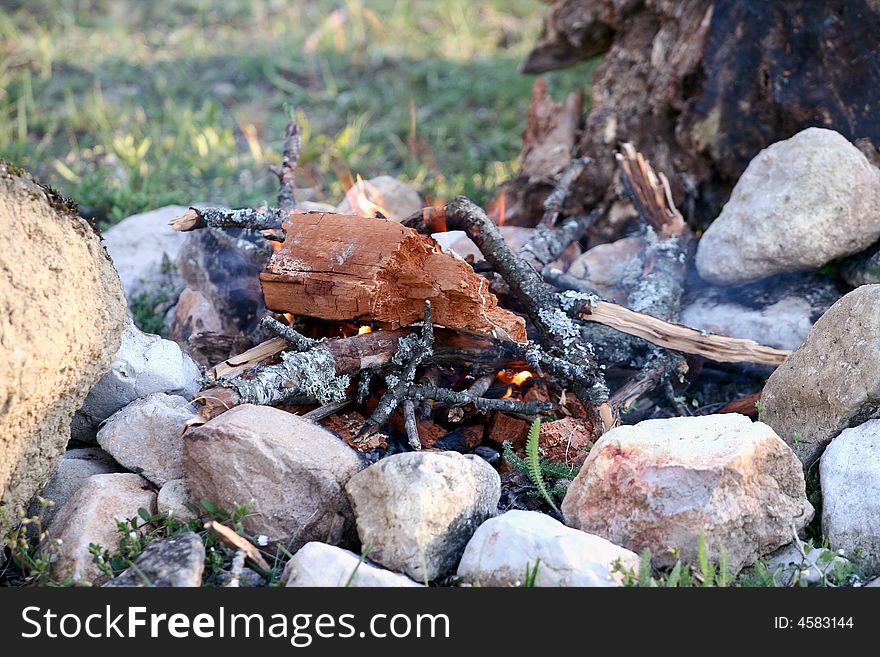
[0,163,128,536]
[337,175,423,221]
[184,404,365,550]
[97,393,195,486]
[28,448,123,527]
[71,320,202,443]
[760,540,852,586]
[104,532,204,587]
[345,451,501,582]
[760,285,880,464]
[157,479,197,521]
[820,420,880,572]
[561,414,812,572]
[167,287,224,352]
[46,473,157,583]
[446,227,535,261]
[566,236,645,303]
[282,542,423,587]
[102,205,189,302]
[457,510,639,587]
[695,128,880,285]
[537,417,597,466]
[681,296,813,351]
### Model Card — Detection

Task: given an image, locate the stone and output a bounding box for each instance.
[446,227,536,261]
[566,236,645,303]
[157,479,197,521]
[457,510,639,587]
[28,448,123,527]
[760,540,852,586]
[681,296,813,351]
[696,128,880,285]
[820,420,880,572]
[97,393,195,486]
[337,175,423,221]
[102,205,189,302]
[184,404,365,550]
[561,414,813,572]
[71,320,202,443]
[167,287,224,351]
[104,532,205,587]
[281,542,423,587]
[0,163,128,537]
[345,451,501,582]
[760,285,880,465]
[46,473,157,583]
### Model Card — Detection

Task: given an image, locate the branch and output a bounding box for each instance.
[275,116,302,213]
[169,206,287,232]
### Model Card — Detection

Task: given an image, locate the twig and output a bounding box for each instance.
[302,397,355,421]
[541,157,591,226]
[169,206,287,232]
[259,316,318,351]
[402,399,421,450]
[406,384,553,415]
[274,116,302,213]
[205,521,271,572]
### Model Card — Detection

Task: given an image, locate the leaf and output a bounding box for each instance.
[525,418,558,513]
[138,507,152,523]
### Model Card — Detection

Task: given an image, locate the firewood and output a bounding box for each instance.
[258,211,527,343]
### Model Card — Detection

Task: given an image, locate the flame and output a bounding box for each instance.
[488,190,506,226]
[346,174,390,219]
[264,229,285,251]
[282,313,295,325]
[497,369,534,399]
[358,325,373,335]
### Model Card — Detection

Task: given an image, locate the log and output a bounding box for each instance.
[259,212,527,342]
[517,0,880,232]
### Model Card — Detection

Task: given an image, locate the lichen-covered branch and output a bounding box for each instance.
[259,316,318,352]
[274,117,302,213]
[169,207,288,232]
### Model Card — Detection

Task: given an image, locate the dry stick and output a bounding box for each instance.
[406,384,552,415]
[402,399,421,450]
[302,397,355,421]
[271,116,302,214]
[169,206,288,232]
[259,316,318,351]
[205,521,271,572]
[541,156,591,226]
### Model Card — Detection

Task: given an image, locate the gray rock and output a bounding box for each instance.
[841,241,880,288]
[72,320,202,442]
[680,296,813,351]
[337,175,423,221]
[561,414,813,573]
[345,451,501,582]
[282,542,423,587]
[104,532,205,587]
[760,285,880,464]
[46,473,157,584]
[97,393,195,486]
[820,420,880,573]
[184,404,365,550]
[457,510,639,587]
[696,128,880,285]
[102,205,189,302]
[157,479,197,521]
[28,448,123,527]
[566,236,645,304]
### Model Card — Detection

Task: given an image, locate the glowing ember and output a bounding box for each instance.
[358,325,373,334]
[282,313,295,325]
[497,369,534,399]
[346,174,390,219]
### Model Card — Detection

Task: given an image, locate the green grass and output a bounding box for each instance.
[0,0,596,226]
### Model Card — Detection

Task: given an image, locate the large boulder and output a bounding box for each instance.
[457,510,639,587]
[183,404,365,551]
[820,420,880,573]
[0,163,127,536]
[696,128,880,285]
[561,414,812,572]
[281,542,423,587]
[760,285,880,465]
[345,451,500,582]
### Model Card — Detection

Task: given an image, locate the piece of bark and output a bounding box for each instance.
[538,417,597,466]
[259,212,526,342]
[718,392,762,417]
[320,411,387,452]
[487,413,531,453]
[503,78,585,226]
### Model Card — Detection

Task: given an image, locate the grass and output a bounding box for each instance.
[0,0,596,226]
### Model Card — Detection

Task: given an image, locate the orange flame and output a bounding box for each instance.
[346,174,390,219]
[282,313,295,325]
[489,190,506,227]
[358,325,373,335]
[264,229,285,251]
[497,369,534,399]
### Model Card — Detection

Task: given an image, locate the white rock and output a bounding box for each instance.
[28,448,122,527]
[97,393,194,486]
[561,414,813,572]
[46,473,157,584]
[457,510,639,587]
[157,479,197,521]
[72,319,202,442]
[820,420,880,572]
[345,451,500,582]
[337,175,423,221]
[696,128,880,285]
[282,542,423,587]
[102,205,189,301]
[680,296,813,351]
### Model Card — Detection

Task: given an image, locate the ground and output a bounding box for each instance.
[0,0,595,226]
